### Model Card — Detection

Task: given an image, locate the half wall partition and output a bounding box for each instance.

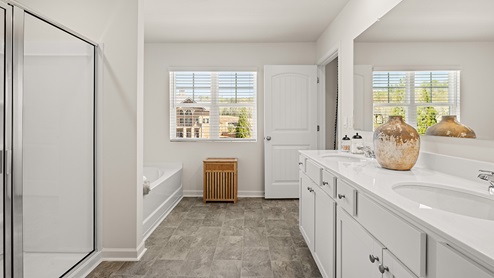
[1,2,97,277]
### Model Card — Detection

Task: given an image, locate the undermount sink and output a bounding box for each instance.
[393,183,494,221]
[321,154,365,163]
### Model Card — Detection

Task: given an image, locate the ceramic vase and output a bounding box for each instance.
[425,115,476,138]
[373,116,420,171]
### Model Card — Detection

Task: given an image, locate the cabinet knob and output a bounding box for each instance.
[338,194,346,199]
[266,136,272,141]
[299,162,303,165]
[307,187,314,193]
[369,254,379,263]
[378,264,389,274]
[322,181,329,186]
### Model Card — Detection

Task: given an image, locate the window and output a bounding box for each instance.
[170,71,257,141]
[372,70,460,134]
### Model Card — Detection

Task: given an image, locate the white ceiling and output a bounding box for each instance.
[144,0,350,43]
[356,0,494,42]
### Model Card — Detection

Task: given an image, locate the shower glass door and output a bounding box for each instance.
[0,2,8,278]
[13,9,96,278]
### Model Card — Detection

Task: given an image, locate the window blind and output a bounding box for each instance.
[372,70,460,134]
[170,71,257,141]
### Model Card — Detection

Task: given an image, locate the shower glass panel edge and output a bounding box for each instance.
[1,1,12,278]
[12,5,22,278]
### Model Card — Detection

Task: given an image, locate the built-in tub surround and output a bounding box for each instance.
[300,150,494,271]
[143,163,183,239]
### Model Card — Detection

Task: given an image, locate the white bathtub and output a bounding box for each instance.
[143,163,183,239]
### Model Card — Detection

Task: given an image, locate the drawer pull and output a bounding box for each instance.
[322,181,329,186]
[378,264,389,274]
[338,194,346,199]
[299,162,303,165]
[369,254,379,263]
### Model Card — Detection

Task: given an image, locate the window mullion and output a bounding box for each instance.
[408,72,417,127]
[210,73,220,139]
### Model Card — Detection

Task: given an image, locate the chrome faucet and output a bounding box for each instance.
[358,146,375,159]
[477,170,494,195]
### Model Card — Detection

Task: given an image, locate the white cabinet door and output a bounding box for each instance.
[337,207,382,278]
[314,185,336,278]
[264,65,318,198]
[436,243,494,278]
[382,249,418,278]
[300,172,315,251]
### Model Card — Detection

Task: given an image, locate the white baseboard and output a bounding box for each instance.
[101,240,146,261]
[66,251,102,278]
[183,190,264,198]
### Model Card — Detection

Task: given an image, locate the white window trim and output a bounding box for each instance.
[372,70,461,129]
[169,70,258,142]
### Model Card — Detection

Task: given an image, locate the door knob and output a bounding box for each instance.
[369,254,379,263]
[378,264,389,274]
[266,136,271,141]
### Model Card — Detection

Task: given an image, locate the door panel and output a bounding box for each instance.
[314,186,336,278]
[17,11,95,278]
[265,65,317,198]
[300,173,315,251]
[337,208,381,278]
[0,3,8,277]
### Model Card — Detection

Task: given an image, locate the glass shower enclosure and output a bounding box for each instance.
[1,2,97,277]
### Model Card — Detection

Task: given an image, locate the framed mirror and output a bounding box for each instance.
[352,0,494,140]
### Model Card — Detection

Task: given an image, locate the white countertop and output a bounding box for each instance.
[300,150,494,269]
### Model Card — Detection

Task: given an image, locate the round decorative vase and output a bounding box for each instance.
[373,116,420,171]
[425,115,476,138]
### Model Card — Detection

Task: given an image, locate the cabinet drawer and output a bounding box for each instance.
[436,243,494,278]
[306,159,322,185]
[321,170,336,198]
[336,180,357,216]
[382,249,418,278]
[358,194,426,277]
[299,156,307,172]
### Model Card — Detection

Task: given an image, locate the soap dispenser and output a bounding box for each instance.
[351,133,364,154]
[341,135,351,152]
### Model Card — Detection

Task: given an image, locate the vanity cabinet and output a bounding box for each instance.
[299,159,336,278]
[382,249,418,278]
[337,207,382,278]
[300,153,494,278]
[300,172,315,251]
[313,184,336,278]
[337,200,420,278]
[436,243,494,278]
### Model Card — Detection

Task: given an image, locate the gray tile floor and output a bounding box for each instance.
[87,197,321,278]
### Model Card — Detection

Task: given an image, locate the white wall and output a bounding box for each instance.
[16,0,145,260]
[316,0,403,146]
[316,0,494,163]
[354,42,494,140]
[144,43,316,196]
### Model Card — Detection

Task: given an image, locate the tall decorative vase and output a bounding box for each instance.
[373,116,420,171]
[425,115,476,138]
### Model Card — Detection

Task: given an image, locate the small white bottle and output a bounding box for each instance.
[351,133,364,154]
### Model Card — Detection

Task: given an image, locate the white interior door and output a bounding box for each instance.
[264,65,318,198]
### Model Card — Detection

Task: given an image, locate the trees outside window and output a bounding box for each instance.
[372,71,459,134]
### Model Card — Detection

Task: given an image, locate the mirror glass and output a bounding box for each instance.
[353,0,494,140]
